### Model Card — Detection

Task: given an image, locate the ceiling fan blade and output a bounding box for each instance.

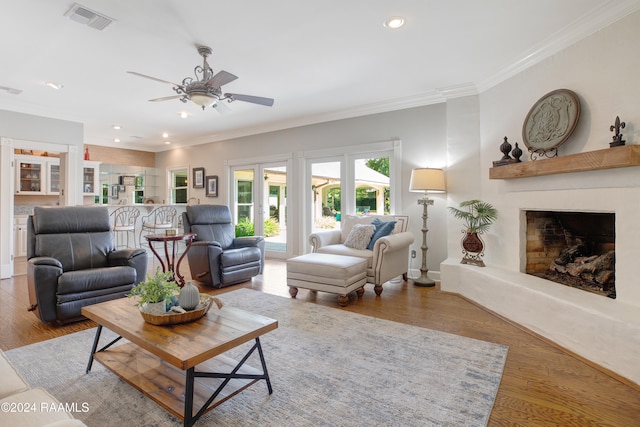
[212,100,232,115]
[127,71,182,87]
[206,70,238,88]
[149,95,182,102]
[226,93,274,107]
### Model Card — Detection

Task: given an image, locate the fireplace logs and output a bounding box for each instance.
[525,210,616,299]
[547,246,615,298]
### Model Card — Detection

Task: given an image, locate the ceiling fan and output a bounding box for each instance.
[127,45,274,111]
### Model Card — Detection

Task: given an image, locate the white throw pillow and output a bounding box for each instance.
[343,224,376,250]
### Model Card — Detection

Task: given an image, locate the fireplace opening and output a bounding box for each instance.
[525,210,615,298]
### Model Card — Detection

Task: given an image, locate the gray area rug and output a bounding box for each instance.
[6,288,508,426]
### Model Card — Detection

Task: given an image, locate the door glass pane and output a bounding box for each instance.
[234,169,255,237]
[355,157,390,215]
[263,166,286,253]
[311,161,341,231]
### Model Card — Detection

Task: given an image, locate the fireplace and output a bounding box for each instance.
[525,210,615,298]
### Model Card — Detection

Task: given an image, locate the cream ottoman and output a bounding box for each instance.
[287,253,367,306]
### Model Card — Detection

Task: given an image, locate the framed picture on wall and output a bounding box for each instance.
[192,167,205,188]
[205,175,218,197]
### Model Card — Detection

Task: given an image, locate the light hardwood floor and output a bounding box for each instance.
[1,258,639,425]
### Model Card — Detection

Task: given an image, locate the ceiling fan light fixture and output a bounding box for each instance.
[189,93,216,108]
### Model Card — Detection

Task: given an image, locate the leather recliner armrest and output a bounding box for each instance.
[28,256,63,269]
[108,248,148,285]
[232,236,264,248]
[27,257,64,323]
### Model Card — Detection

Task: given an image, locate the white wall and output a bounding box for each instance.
[156,104,449,273]
[0,110,83,278]
[443,10,640,384]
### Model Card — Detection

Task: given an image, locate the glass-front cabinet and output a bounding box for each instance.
[48,163,60,193]
[15,155,60,195]
[82,161,101,195]
[15,155,102,196]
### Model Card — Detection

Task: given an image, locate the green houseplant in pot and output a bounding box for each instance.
[448,199,498,267]
[128,267,180,315]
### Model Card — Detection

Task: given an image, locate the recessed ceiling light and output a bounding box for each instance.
[383,16,405,29]
[114,138,120,143]
[44,81,63,90]
[162,132,169,138]
[179,112,189,119]
[113,125,121,130]
[165,140,171,145]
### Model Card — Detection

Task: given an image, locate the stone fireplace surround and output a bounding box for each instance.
[441,165,640,386]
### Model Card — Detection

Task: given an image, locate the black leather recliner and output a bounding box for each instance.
[27,206,148,324]
[182,205,265,288]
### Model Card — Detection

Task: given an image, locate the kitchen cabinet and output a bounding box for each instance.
[14,216,28,258]
[16,155,102,196]
[15,155,59,195]
[83,160,101,195]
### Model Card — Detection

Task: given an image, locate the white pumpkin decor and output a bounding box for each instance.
[178,282,200,311]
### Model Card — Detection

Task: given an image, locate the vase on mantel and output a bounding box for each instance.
[460,231,486,267]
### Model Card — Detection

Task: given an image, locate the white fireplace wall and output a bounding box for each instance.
[441,9,640,384]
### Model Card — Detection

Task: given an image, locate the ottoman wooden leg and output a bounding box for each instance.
[289,286,298,298]
[356,287,365,297]
[337,294,349,307]
[374,284,383,295]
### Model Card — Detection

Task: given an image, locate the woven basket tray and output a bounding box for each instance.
[139,296,222,326]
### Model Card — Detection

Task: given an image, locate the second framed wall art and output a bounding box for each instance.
[205,175,218,197]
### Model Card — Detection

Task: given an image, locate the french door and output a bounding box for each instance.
[230,160,290,258]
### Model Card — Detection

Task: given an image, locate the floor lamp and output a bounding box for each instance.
[409,168,446,287]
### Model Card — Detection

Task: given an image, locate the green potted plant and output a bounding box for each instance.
[448,199,498,267]
[128,267,180,315]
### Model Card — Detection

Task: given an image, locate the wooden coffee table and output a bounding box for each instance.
[81,296,278,427]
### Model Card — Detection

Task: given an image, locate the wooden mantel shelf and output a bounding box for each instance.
[489,145,640,179]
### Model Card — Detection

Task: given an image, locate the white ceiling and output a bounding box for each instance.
[0,0,638,152]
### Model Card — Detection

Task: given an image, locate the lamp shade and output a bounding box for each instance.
[409,168,445,193]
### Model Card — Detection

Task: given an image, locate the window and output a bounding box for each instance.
[169,168,188,204]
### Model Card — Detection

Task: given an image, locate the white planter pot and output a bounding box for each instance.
[141,301,166,315]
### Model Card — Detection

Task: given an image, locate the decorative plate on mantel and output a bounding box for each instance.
[522,89,580,159]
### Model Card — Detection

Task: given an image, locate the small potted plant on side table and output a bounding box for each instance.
[128,267,180,315]
[448,199,498,267]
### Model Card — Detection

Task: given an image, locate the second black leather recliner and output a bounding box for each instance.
[182,204,265,288]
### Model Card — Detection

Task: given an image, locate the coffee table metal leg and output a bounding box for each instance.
[85,325,103,373]
[183,337,273,426]
[255,337,273,394]
[85,325,124,374]
[184,367,195,427]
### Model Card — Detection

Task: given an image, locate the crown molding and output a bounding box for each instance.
[476,0,640,93]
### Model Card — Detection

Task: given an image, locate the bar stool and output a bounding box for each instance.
[111,206,140,248]
[139,206,177,244]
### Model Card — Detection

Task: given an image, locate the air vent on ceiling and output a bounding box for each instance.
[64,3,115,31]
[0,85,22,95]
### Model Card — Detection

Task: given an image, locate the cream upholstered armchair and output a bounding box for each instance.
[309,215,414,295]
